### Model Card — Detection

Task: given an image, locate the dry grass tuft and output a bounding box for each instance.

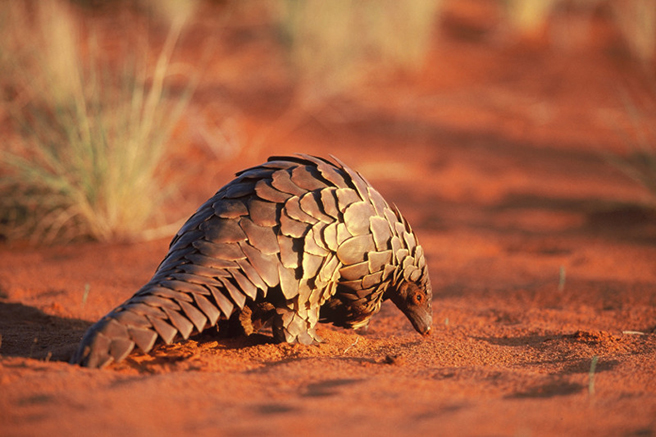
[610,0,656,62]
[502,0,656,62]
[0,0,198,243]
[607,86,656,207]
[276,0,443,101]
[503,0,560,34]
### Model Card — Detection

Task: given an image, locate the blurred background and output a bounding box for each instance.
[1,0,655,245]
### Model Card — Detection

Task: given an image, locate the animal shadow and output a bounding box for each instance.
[303,378,362,397]
[0,301,90,362]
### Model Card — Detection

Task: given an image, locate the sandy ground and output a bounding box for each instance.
[1,2,656,436]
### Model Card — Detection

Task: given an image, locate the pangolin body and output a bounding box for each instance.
[71,155,432,368]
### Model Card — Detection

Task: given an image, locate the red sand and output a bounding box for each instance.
[1,2,656,436]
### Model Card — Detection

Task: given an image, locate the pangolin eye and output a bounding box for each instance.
[411,291,424,305]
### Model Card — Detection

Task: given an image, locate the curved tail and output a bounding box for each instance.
[71,280,235,368]
[70,312,148,368]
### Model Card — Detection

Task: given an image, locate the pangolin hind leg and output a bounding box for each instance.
[272,305,323,345]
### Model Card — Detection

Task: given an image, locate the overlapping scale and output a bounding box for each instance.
[271,169,306,196]
[239,219,279,254]
[335,188,360,212]
[112,310,151,329]
[343,201,375,236]
[337,234,375,265]
[192,240,245,260]
[290,165,327,191]
[300,192,333,223]
[160,308,192,339]
[239,242,281,288]
[213,198,248,218]
[128,326,158,352]
[200,217,246,243]
[255,179,292,203]
[235,258,267,292]
[247,198,279,227]
[320,188,340,219]
[284,196,319,224]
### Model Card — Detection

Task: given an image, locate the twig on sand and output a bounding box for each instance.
[622,330,646,335]
[343,336,360,354]
[82,283,90,308]
[588,355,599,396]
[558,265,566,292]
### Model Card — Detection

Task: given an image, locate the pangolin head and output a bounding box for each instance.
[388,259,433,336]
[385,208,433,336]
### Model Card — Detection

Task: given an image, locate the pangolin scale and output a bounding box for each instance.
[71,154,432,368]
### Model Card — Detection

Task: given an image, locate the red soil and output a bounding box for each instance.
[1,2,656,436]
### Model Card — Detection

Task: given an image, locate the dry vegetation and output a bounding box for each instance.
[0,0,655,244]
[0,0,197,243]
[277,0,443,100]
[504,0,656,63]
[605,85,656,207]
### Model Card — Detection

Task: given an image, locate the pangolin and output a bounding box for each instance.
[71,155,432,368]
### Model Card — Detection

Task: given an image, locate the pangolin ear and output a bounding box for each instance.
[394,281,412,300]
